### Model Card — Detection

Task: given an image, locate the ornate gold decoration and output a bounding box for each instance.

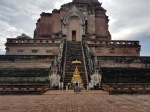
[71,66,82,83]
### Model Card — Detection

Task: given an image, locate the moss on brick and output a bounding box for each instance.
[101,67,150,83]
[0,68,50,77]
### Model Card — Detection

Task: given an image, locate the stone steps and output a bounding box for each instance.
[64,41,87,86]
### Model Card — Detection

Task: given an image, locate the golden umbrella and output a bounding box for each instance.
[71,60,81,64]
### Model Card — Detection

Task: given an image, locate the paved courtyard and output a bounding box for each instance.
[0,91,149,112]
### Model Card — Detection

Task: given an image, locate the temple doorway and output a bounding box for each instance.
[68,18,81,41]
[72,30,76,41]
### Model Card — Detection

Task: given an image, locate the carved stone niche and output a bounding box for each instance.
[123,49,129,53]
[17,49,25,53]
[32,49,39,53]
[96,48,102,53]
[46,49,52,53]
[110,48,115,53]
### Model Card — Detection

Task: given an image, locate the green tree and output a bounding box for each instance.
[16,33,31,39]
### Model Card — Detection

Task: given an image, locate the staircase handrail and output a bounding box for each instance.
[81,41,89,85]
[62,39,67,83]
[48,38,66,89]
[58,38,67,82]
[82,38,94,80]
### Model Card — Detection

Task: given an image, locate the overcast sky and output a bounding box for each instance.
[0,0,150,56]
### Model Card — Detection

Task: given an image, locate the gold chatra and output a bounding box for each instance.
[71,60,81,64]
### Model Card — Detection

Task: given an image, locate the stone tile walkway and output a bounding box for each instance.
[44,90,109,95]
[0,91,149,112]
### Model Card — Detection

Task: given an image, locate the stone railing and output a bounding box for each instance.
[87,39,140,46]
[0,85,49,95]
[58,38,66,82]
[82,39,94,80]
[48,38,66,83]
[102,83,150,94]
[6,38,62,44]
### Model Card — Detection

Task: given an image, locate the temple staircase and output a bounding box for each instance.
[64,41,87,86]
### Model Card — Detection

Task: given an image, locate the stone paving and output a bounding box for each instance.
[0,91,149,112]
[43,90,109,95]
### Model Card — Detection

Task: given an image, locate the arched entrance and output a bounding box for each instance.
[68,18,80,41]
[62,6,86,41]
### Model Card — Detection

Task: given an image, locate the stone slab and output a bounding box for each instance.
[0,93,149,112]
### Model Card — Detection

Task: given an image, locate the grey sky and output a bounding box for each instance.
[0,0,150,56]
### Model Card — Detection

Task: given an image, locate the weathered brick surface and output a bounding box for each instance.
[0,93,149,112]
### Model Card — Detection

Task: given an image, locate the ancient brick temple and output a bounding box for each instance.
[0,0,150,94]
[5,0,140,56]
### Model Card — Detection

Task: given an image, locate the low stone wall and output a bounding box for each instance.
[0,85,49,95]
[102,83,150,94]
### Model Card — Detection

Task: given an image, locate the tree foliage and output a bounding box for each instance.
[16,33,31,39]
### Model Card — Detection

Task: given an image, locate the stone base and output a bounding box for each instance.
[68,83,85,91]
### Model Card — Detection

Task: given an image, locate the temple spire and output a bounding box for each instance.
[73,0,99,3]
